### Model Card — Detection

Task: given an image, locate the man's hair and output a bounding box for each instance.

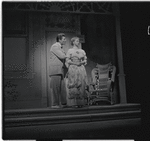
[56,33,65,42]
[71,37,79,46]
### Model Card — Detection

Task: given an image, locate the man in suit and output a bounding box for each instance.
[49,33,67,108]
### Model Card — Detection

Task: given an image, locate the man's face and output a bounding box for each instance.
[60,36,66,45]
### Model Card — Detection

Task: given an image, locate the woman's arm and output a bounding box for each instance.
[66,58,80,66]
[81,50,87,65]
[65,49,80,68]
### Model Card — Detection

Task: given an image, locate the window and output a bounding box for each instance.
[3,11,29,78]
[4,37,27,71]
[3,11,27,36]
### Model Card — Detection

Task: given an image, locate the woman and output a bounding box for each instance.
[65,37,88,108]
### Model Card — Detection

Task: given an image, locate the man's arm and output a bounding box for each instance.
[51,45,66,59]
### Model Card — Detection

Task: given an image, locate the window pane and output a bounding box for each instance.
[4,37,27,71]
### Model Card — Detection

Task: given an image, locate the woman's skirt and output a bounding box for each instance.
[65,65,88,107]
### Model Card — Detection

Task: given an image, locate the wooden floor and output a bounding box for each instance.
[3,103,141,139]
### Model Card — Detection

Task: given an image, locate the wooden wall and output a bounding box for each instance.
[4,12,43,109]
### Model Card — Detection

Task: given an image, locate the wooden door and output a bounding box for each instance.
[46,31,76,107]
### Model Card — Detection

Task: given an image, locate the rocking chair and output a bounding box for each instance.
[88,62,116,105]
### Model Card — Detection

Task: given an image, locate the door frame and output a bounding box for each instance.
[45,31,78,107]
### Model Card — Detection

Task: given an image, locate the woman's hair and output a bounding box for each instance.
[56,33,65,42]
[71,37,79,46]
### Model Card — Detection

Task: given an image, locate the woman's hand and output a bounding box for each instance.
[76,62,82,66]
[68,61,81,66]
[80,60,86,65]
[76,61,85,66]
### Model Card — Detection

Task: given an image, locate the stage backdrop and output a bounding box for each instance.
[81,14,119,103]
[4,11,119,109]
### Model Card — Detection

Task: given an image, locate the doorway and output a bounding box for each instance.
[45,31,76,107]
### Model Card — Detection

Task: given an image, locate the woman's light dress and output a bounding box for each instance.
[65,48,88,106]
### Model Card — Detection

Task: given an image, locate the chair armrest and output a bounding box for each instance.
[89,83,95,92]
[111,66,116,82]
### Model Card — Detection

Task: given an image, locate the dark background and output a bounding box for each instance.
[80,3,150,139]
[120,2,150,103]
[120,2,150,140]
[80,2,150,105]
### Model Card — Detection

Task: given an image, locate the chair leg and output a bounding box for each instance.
[110,92,115,105]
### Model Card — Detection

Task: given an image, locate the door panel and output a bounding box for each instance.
[46,31,76,106]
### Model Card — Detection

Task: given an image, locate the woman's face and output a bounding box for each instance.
[74,38,80,47]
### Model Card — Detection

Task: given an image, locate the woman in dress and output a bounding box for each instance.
[65,37,88,108]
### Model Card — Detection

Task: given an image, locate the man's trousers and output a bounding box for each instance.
[50,75,67,106]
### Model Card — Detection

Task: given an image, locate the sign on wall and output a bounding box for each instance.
[77,35,85,43]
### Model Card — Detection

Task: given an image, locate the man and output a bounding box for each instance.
[49,33,67,108]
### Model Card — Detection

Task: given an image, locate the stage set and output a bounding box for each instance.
[3,2,141,139]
